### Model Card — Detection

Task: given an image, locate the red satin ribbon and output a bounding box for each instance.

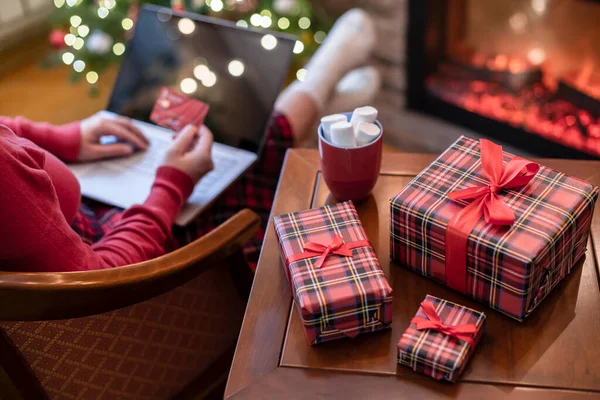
[411,301,478,347]
[286,235,370,269]
[445,139,540,293]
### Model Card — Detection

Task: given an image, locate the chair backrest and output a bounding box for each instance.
[1,262,247,399]
[0,209,260,399]
[0,209,259,321]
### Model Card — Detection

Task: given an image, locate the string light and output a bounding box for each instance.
[73,37,85,50]
[260,16,272,28]
[121,18,134,30]
[236,20,248,28]
[64,33,76,46]
[167,28,181,41]
[211,0,223,12]
[532,0,547,15]
[228,60,245,77]
[527,48,546,65]
[180,78,198,94]
[260,34,278,50]
[104,0,116,9]
[178,18,195,34]
[314,31,326,44]
[157,7,172,22]
[62,52,75,65]
[73,60,85,72]
[296,68,307,81]
[54,0,65,7]
[97,7,109,19]
[250,14,262,27]
[293,40,304,54]
[112,42,126,55]
[277,17,290,30]
[77,25,90,37]
[194,64,210,80]
[298,17,311,29]
[86,71,99,84]
[202,72,217,87]
[509,13,527,34]
[70,15,82,28]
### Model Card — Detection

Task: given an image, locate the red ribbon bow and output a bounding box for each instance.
[412,301,478,347]
[445,139,540,293]
[286,235,370,269]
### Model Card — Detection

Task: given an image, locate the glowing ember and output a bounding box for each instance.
[427,62,600,156]
[527,48,546,66]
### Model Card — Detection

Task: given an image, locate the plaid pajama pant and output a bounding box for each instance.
[71,112,295,271]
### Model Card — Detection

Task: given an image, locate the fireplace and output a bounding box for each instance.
[406,0,600,159]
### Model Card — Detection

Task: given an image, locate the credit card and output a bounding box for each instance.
[150,86,210,131]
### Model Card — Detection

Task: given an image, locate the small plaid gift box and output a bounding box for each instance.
[398,295,485,382]
[274,201,393,345]
[391,136,598,321]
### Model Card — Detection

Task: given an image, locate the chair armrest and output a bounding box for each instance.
[156,209,260,271]
[0,209,261,320]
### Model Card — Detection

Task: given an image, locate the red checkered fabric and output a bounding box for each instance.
[397,294,485,382]
[273,201,393,345]
[71,112,294,271]
[391,136,598,321]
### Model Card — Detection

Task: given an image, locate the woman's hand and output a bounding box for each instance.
[162,125,214,184]
[78,114,149,161]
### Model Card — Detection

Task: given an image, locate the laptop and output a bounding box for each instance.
[68,5,295,226]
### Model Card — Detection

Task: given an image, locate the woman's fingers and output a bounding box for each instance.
[193,126,214,156]
[115,117,149,145]
[90,143,133,159]
[100,119,148,150]
[169,125,198,154]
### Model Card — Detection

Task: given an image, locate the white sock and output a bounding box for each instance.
[291,9,376,109]
[324,67,382,115]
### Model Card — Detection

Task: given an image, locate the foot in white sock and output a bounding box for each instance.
[324,66,382,115]
[294,9,376,109]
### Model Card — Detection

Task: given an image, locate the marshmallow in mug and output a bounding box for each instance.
[350,106,378,133]
[320,114,347,142]
[356,122,381,146]
[330,121,357,148]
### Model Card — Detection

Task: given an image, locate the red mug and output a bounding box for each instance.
[318,112,383,202]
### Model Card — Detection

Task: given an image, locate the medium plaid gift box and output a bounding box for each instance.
[391,136,598,321]
[397,295,485,382]
[274,201,393,345]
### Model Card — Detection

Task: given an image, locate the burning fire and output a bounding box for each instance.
[571,59,600,100]
[428,53,600,157]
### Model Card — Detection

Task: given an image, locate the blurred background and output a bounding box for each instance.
[2,0,600,159]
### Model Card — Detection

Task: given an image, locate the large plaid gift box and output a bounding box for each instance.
[391,136,598,321]
[398,295,485,382]
[274,201,393,345]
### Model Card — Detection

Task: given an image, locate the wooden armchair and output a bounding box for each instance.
[0,209,260,400]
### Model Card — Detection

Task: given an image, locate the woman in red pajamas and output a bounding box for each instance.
[0,9,377,272]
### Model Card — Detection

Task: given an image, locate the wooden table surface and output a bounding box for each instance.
[225,149,600,399]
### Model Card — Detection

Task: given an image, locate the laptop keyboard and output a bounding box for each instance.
[190,155,238,196]
[115,143,238,192]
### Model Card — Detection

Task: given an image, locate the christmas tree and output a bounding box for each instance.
[47,0,334,95]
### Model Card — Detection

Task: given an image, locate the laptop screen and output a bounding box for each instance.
[107,5,295,153]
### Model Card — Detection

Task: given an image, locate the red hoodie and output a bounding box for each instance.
[0,117,193,272]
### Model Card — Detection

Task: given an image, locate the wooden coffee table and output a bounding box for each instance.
[225,149,600,399]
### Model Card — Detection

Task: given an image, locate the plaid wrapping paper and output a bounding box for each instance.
[391,136,598,321]
[398,295,485,382]
[274,201,393,345]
